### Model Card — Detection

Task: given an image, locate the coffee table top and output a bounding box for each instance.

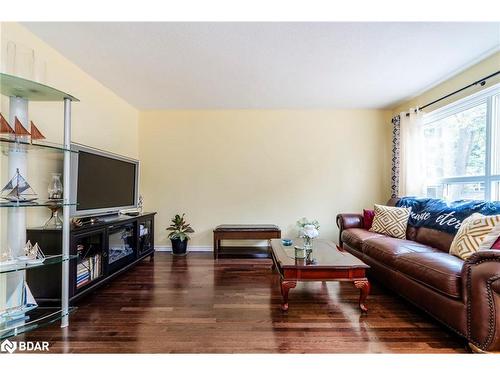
[270,239,369,269]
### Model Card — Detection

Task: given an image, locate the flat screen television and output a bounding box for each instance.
[70,144,139,217]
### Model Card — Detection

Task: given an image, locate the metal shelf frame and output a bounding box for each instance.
[0,72,78,334]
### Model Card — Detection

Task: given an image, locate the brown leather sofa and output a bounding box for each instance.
[337,202,500,353]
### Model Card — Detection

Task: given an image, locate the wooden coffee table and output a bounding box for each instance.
[270,239,370,312]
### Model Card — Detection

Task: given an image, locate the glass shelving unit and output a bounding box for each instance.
[1,307,77,339]
[0,137,77,154]
[0,201,77,208]
[0,254,77,275]
[0,72,79,340]
[0,73,79,102]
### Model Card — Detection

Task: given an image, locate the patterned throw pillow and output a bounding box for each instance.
[492,237,500,250]
[363,209,375,230]
[450,213,500,260]
[369,204,411,239]
[478,222,500,250]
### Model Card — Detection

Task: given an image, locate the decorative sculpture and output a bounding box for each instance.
[0,113,15,135]
[0,113,47,142]
[0,168,38,202]
[30,121,46,140]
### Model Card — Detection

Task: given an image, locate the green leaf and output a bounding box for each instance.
[166,213,194,238]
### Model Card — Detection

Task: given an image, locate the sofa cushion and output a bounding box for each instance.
[394,252,463,299]
[363,237,438,267]
[341,228,383,250]
[415,226,454,253]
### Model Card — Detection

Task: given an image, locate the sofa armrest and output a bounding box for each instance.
[462,250,500,352]
[336,213,363,247]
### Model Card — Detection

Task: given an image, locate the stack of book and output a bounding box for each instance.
[76,254,102,289]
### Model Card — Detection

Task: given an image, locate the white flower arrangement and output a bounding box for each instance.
[296,217,320,239]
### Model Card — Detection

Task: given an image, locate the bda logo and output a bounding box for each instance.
[0,339,17,354]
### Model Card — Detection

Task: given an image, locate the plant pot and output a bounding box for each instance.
[171,238,188,256]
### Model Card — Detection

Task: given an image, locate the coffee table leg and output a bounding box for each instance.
[280,280,297,311]
[354,279,370,312]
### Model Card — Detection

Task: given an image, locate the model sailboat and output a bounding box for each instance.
[14,116,31,137]
[0,113,15,135]
[0,281,38,325]
[0,168,38,202]
[18,241,46,264]
[0,113,46,141]
[30,121,46,140]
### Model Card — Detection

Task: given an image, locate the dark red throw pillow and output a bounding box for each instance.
[492,237,500,250]
[363,209,375,230]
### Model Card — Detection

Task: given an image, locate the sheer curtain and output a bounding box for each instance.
[398,109,426,197]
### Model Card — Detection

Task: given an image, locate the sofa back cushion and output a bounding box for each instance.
[415,227,455,252]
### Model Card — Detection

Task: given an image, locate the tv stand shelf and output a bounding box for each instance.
[26,212,156,304]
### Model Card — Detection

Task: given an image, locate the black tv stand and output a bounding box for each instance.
[27,212,156,305]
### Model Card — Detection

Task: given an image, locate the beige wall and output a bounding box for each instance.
[392,51,500,115]
[0,23,139,233]
[1,22,139,157]
[5,22,495,250]
[139,110,392,247]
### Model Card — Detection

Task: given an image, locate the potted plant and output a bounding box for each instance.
[167,214,195,256]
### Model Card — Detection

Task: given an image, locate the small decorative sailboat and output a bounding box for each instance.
[30,121,46,141]
[18,241,46,264]
[0,282,38,324]
[0,247,17,266]
[0,113,15,135]
[0,168,38,202]
[14,116,31,137]
[0,114,47,142]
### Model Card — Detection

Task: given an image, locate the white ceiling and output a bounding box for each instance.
[24,22,500,110]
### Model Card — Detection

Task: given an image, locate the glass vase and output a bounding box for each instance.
[48,173,63,200]
[303,237,313,251]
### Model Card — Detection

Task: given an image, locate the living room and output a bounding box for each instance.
[1,1,500,371]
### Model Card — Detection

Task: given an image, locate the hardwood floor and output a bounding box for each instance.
[22,252,469,353]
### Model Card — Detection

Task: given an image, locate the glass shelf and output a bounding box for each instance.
[0,306,76,340]
[0,254,77,274]
[0,200,77,208]
[0,137,76,154]
[0,73,79,102]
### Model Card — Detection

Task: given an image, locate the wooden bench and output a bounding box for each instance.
[213,224,281,259]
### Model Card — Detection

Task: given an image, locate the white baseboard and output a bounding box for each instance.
[155,245,212,252]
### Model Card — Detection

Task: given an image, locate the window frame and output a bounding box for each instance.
[422,83,500,201]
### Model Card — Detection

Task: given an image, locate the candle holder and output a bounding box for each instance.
[43,201,63,229]
[294,245,306,259]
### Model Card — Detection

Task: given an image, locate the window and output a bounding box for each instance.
[423,84,500,201]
